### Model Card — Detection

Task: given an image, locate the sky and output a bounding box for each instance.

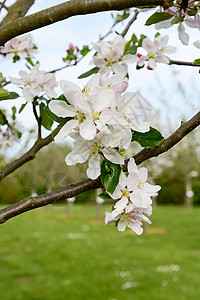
[0,0,200,155]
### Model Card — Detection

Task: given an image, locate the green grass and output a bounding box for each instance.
[0,204,200,300]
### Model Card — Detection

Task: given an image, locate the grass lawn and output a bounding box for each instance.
[0,204,200,300]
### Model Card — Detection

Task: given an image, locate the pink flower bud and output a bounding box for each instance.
[137,53,142,58]
[147,65,153,70]
[69,43,74,50]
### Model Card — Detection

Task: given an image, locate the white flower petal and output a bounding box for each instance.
[87,155,101,179]
[127,222,143,235]
[79,120,96,140]
[118,219,127,231]
[102,148,124,165]
[54,119,79,141]
[49,100,76,117]
[114,196,128,211]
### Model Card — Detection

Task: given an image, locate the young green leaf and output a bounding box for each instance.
[11,106,17,121]
[19,102,27,114]
[193,58,200,65]
[39,103,53,130]
[0,88,10,100]
[78,67,100,79]
[145,12,173,26]
[100,160,121,194]
[98,193,112,201]
[132,127,164,147]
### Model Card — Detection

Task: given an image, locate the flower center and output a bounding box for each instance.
[105,59,114,66]
[160,46,165,52]
[122,188,130,198]
[82,86,91,97]
[89,142,102,157]
[75,110,85,122]
[139,179,145,187]
[148,52,155,59]
[12,47,18,54]
[92,110,101,121]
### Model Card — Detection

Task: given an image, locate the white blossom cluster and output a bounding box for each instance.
[0,34,38,60]
[105,158,160,234]
[49,72,149,179]
[8,34,164,234]
[91,34,176,72]
[10,65,58,102]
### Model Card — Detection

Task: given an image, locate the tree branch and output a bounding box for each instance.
[121,10,139,37]
[0,0,35,27]
[0,0,164,46]
[170,59,200,67]
[0,128,58,181]
[0,109,199,224]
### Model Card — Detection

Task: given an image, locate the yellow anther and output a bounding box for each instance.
[82,86,91,97]
[92,110,101,121]
[75,110,85,122]
[148,52,155,59]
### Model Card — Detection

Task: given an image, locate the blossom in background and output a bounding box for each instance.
[105,158,161,234]
[137,35,176,69]
[0,34,38,60]
[10,65,58,102]
[155,3,200,45]
[92,35,138,76]
[65,131,124,179]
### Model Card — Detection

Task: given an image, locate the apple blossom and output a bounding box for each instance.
[49,72,129,141]
[65,131,124,179]
[105,158,161,234]
[0,34,38,60]
[92,35,138,76]
[137,35,176,69]
[10,65,58,102]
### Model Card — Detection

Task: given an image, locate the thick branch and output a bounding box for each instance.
[0,0,164,46]
[0,130,55,181]
[0,110,200,223]
[0,0,35,27]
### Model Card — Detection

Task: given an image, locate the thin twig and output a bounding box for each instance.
[170,59,200,67]
[32,103,42,138]
[0,110,200,224]
[0,126,60,181]
[121,10,139,37]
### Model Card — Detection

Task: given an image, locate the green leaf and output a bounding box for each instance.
[193,58,200,65]
[0,88,10,100]
[9,92,20,99]
[11,106,17,120]
[171,15,183,24]
[78,67,99,79]
[187,9,197,16]
[39,103,53,130]
[155,32,160,38]
[98,193,112,201]
[138,34,147,47]
[124,41,131,55]
[131,33,137,44]
[132,127,164,147]
[100,160,121,194]
[45,106,71,125]
[80,45,90,56]
[145,12,173,26]
[19,102,27,114]
[128,45,137,55]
